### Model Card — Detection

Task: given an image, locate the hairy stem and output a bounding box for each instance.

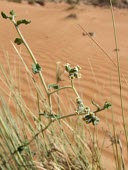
[12,18,49,94]
[49,86,72,95]
[71,79,80,98]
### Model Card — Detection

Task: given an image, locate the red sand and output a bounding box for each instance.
[1,1,128,169]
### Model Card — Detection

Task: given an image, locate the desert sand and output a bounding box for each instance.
[1,1,128,169]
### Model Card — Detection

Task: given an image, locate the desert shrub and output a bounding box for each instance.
[66,0,79,4]
[89,0,128,7]
[28,0,35,4]
[7,0,22,3]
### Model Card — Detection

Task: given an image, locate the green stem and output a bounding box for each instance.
[71,79,80,98]
[49,86,72,95]
[24,120,52,147]
[58,112,78,119]
[12,19,48,94]
[93,108,104,114]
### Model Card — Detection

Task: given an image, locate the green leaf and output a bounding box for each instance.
[32,63,41,74]
[17,19,31,26]
[14,38,23,45]
[104,101,112,110]
[48,84,60,90]
[1,11,8,19]
[17,145,24,153]
[43,112,59,119]
[9,10,16,17]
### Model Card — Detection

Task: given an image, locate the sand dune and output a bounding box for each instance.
[1,1,128,168]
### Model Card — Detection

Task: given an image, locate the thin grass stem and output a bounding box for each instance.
[109,0,128,158]
[78,24,128,87]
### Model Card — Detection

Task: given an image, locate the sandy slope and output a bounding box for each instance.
[1,1,128,169]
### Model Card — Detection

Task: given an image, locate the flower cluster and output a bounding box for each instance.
[76,97,100,125]
[65,63,81,79]
[83,112,100,125]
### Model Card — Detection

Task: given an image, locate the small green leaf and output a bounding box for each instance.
[48,84,60,90]
[1,12,8,19]
[17,145,24,153]
[17,19,31,26]
[9,10,16,17]
[104,101,112,110]
[14,38,23,45]
[32,63,41,74]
